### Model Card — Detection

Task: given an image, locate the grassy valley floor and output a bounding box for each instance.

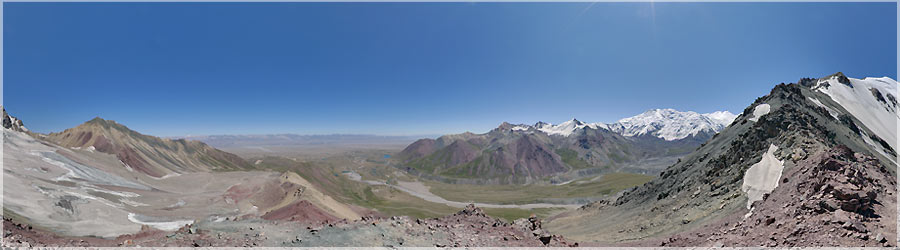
[424,172,654,205]
[249,149,651,223]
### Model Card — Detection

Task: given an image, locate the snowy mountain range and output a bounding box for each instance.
[399,71,899,185]
[606,109,736,141]
[399,108,736,183]
[511,109,737,141]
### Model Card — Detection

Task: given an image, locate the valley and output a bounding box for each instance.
[5,1,898,247]
[232,144,593,217]
[2,73,898,247]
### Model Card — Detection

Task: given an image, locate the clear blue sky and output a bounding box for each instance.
[3,2,897,136]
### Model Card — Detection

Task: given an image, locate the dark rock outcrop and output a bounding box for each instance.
[2,106,27,132]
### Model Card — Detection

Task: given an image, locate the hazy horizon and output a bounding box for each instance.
[4,2,896,137]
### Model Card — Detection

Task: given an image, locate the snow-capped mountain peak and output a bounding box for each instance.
[703,111,738,126]
[533,118,605,137]
[554,118,584,130]
[607,108,732,141]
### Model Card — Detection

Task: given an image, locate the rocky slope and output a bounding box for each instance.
[398,109,734,184]
[641,145,896,247]
[546,73,897,247]
[3,204,576,247]
[44,117,251,178]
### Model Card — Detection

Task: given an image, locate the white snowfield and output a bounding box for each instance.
[814,76,898,151]
[513,109,735,141]
[741,144,784,209]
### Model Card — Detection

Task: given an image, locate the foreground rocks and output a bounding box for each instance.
[3,144,893,248]
[2,217,263,247]
[409,204,576,247]
[647,146,897,247]
[2,204,576,247]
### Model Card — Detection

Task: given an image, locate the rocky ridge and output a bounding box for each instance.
[648,145,896,247]
[546,73,897,247]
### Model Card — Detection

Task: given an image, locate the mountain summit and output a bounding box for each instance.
[45,117,251,178]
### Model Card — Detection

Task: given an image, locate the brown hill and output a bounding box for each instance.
[45,117,251,178]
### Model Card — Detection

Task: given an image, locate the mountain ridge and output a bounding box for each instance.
[44,117,252,178]
[503,109,735,141]
[398,108,734,184]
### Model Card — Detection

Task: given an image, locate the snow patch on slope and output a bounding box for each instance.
[30,150,150,190]
[815,76,898,150]
[127,213,194,231]
[807,97,840,120]
[748,104,770,122]
[741,144,784,209]
[511,125,530,131]
[860,130,896,163]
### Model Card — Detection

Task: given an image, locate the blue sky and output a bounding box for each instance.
[3,2,897,136]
